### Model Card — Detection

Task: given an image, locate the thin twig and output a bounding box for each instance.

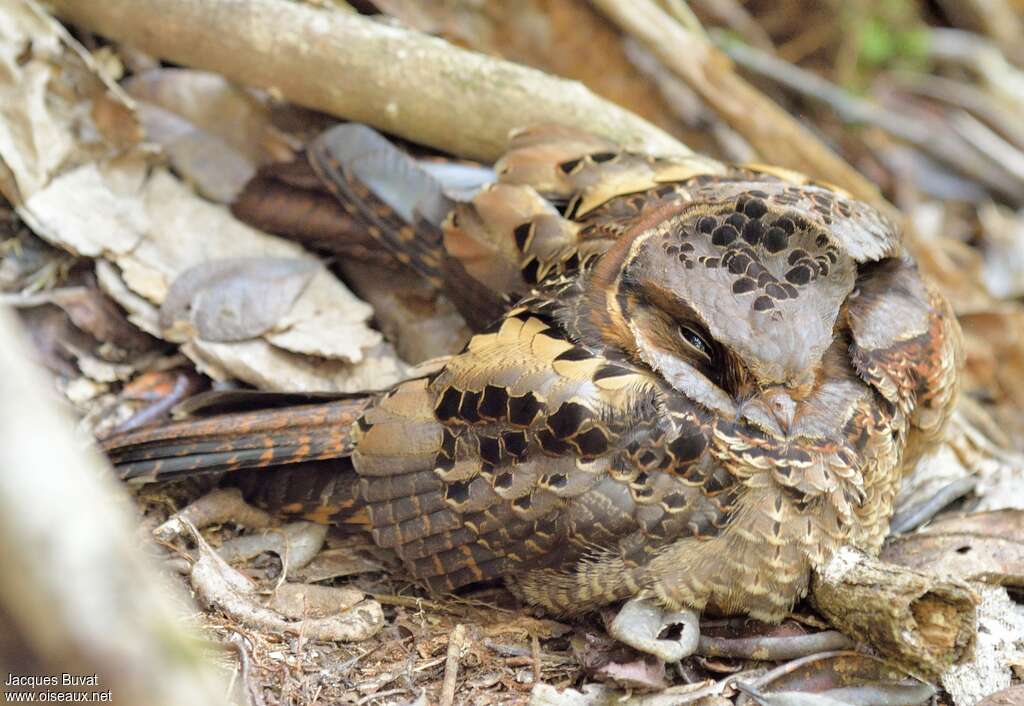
[745,650,863,689]
[228,632,268,706]
[531,634,542,685]
[367,593,444,611]
[440,623,469,706]
[697,630,853,660]
[718,35,1024,201]
[589,0,887,208]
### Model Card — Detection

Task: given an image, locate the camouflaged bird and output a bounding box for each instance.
[105,124,962,654]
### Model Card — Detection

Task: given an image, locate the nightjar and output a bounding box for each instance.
[105,124,962,654]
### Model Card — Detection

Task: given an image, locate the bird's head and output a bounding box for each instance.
[584,177,896,438]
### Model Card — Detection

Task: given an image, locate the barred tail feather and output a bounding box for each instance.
[102,398,372,483]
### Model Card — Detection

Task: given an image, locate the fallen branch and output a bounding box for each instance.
[811,547,979,679]
[184,520,385,643]
[47,0,689,162]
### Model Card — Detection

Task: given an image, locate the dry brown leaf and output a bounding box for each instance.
[267,582,365,620]
[123,68,296,165]
[593,658,667,692]
[45,285,157,353]
[960,310,1024,407]
[341,263,470,364]
[977,686,1024,706]
[881,510,1024,587]
[16,305,89,377]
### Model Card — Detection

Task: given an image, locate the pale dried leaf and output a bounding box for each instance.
[136,101,255,203]
[978,687,1024,706]
[0,2,74,199]
[266,267,379,362]
[882,510,1024,586]
[1,10,400,393]
[182,338,407,393]
[292,547,385,583]
[267,582,365,620]
[91,169,403,390]
[216,521,327,573]
[22,157,150,257]
[95,259,161,336]
[160,257,318,342]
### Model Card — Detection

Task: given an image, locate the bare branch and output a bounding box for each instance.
[47,0,690,162]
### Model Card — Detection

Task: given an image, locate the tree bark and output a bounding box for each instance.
[811,547,979,679]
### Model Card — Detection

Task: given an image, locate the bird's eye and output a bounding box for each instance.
[678,325,712,358]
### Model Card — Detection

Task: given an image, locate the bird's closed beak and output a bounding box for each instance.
[759,386,797,432]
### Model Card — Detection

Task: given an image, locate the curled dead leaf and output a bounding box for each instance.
[977,686,1024,706]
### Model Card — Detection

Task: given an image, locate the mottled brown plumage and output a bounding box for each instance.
[104,124,962,626]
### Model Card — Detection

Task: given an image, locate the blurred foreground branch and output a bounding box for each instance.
[0,305,227,705]
[47,0,690,162]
